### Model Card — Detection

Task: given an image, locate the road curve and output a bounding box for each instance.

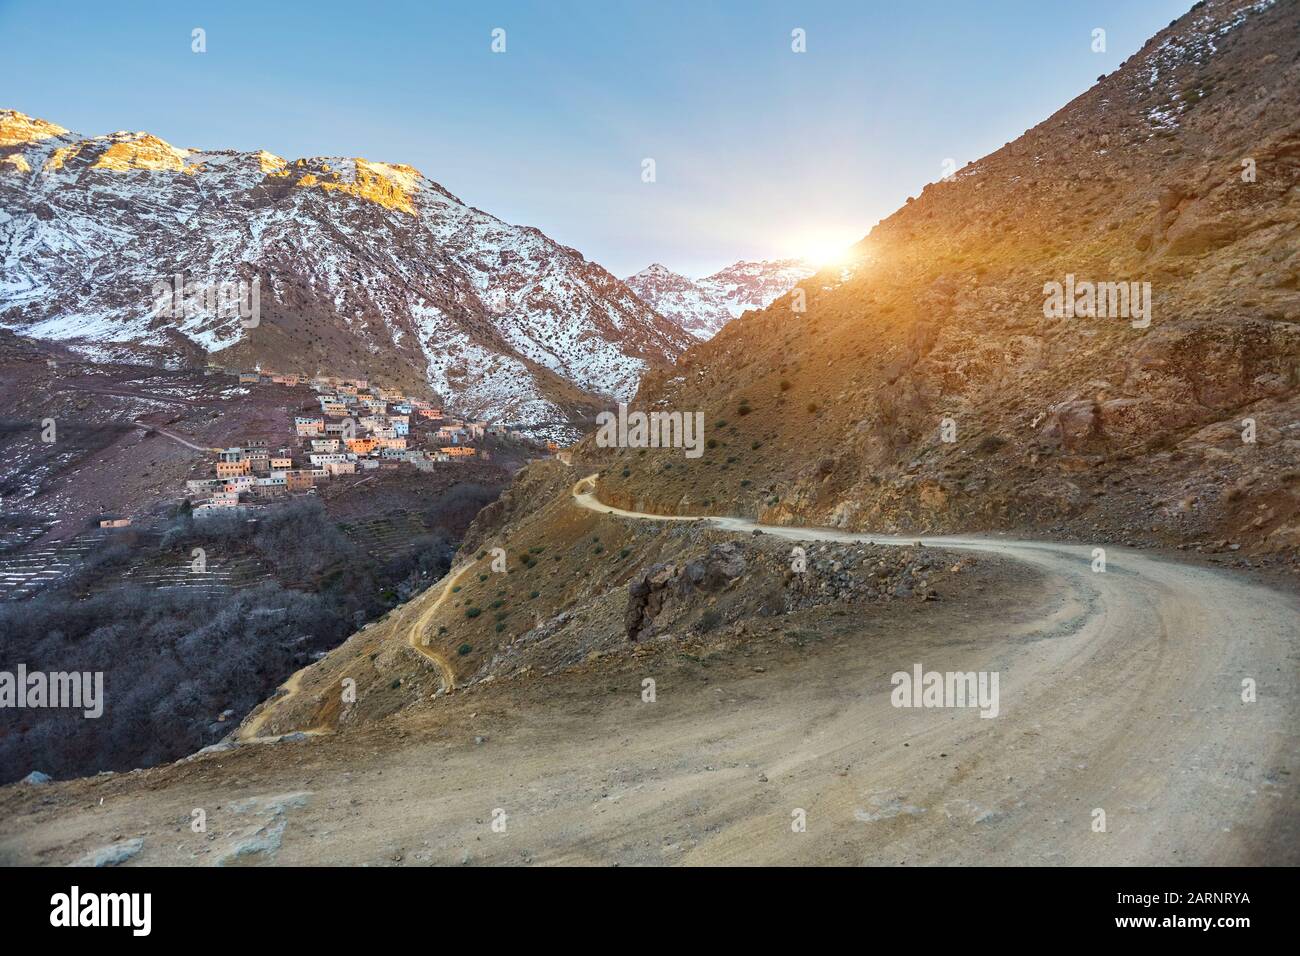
[403,563,468,692]
[235,561,467,741]
[572,473,1300,863]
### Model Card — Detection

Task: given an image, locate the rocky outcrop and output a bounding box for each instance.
[624,542,747,640]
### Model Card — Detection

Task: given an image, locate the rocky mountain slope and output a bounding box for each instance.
[624,259,815,338]
[0,112,691,440]
[594,0,1300,560]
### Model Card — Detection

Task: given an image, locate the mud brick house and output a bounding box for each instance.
[309,453,350,466]
[254,475,286,496]
[216,460,251,479]
[244,448,270,474]
[285,470,314,491]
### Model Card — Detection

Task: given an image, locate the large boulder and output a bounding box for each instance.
[624,543,748,641]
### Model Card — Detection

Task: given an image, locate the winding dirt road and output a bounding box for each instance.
[235,561,468,741]
[1,476,1295,865]
[567,474,1300,863]
[402,563,467,691]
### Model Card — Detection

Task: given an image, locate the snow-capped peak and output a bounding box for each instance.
[624,257,816,339]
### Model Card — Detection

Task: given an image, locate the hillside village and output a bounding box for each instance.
[182,371,558,516]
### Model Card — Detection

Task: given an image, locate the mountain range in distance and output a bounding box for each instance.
[623,259,817,339]
[0,110,698,443]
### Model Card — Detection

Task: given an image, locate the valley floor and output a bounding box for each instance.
[1,482,1297,865]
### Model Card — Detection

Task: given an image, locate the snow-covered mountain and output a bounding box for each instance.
[624,258,816,339]
[0,110,692,440]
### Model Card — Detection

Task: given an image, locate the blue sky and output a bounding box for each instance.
[1,0,1192,277]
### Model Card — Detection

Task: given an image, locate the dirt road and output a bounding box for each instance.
[133,420,221,453]
[1,477,1295,865]
[402,563,468,691]
[235,561,469,741]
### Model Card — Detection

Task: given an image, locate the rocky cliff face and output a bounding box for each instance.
[593,0,1300,559]
[624,258,815,339]
[0,113,692,441]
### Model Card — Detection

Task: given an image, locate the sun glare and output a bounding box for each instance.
[804,243,852,268]
[793,232,861,268]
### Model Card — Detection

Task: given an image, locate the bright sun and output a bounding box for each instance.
[796,233,860,268]
[804,243,852,268]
